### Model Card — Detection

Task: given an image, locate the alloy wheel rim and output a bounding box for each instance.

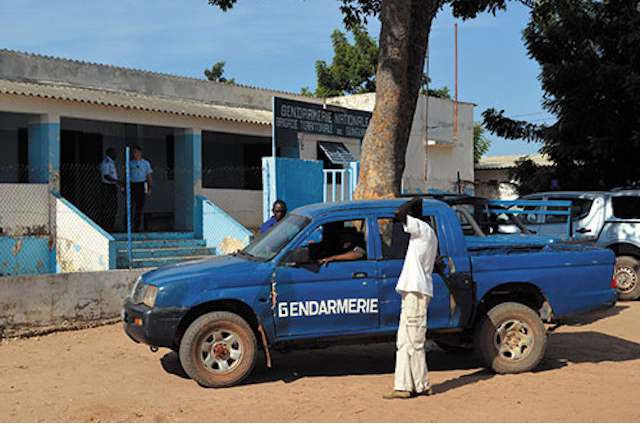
[494,319,534,361]
[614,266,637,293]
[200,329,243,373]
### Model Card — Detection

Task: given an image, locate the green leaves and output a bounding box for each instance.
[483,0,639,190]
[473,122,491,164]
[204,61,236,84]
[313,26,378,97]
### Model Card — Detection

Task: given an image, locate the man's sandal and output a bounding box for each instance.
[383,390,412,399]
[413,388,434,396]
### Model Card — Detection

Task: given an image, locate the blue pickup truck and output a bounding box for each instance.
[122,198,617,388]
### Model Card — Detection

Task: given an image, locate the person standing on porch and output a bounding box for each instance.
[129,146,152,232]
[384,197,438,399]
[100,147,121,233]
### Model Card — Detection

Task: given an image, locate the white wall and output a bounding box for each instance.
[0,184,49,235]
[328,93,476,194]
[200,188,263,230]
[404,96,474,193]
[56,197,111,272]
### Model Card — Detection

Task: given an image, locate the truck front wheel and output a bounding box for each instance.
[474,302,547,374]
[179,311,257,388]
[614,256,640,301]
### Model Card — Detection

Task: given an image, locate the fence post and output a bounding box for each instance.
[348,162,359,201]
[323,170,327,203]
[125,146,132,269]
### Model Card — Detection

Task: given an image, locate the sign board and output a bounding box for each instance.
[272,97,372,158]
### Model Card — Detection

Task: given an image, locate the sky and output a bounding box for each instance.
[0,0,552,156]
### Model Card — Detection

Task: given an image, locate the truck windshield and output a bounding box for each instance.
[242,214,311,260]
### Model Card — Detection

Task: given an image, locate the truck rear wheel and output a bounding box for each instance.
[474,302,546,374]
[179,311,257,388]
[614,255,640,301]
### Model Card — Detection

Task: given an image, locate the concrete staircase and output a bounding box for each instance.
[113,232,217,269]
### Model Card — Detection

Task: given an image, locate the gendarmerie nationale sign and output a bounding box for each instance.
[274,97,371,139]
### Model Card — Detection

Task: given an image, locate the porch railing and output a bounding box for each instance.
[323,164,359,203]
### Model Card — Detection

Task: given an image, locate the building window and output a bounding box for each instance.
[202,131,271,190]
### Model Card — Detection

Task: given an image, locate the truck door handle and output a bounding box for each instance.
[352,272,368,279]
[577,228,591,233]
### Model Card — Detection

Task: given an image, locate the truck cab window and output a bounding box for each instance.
[378,216,438,260]
[305,219,368,261]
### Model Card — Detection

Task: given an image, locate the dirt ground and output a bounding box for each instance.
[0,302,639,423]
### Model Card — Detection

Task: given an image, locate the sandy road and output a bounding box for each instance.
[0,302,639,423]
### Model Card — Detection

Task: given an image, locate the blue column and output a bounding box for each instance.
[174,129,202,232]
[28,118,60,192]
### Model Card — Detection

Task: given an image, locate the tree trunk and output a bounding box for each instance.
[353,0,440,199]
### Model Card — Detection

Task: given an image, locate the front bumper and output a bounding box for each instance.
[121,297,190,348]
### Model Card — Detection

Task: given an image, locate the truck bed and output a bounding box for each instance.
[468,237,616,318]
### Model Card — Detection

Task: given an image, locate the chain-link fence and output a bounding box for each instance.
[202,166,264,233]
[0,161,265,276]
[1,165,53,277]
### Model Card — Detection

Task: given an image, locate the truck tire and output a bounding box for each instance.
[179,311,257,388]
[614,256,640,301]
[474,302,546,374]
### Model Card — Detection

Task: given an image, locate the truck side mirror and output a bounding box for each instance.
[283,245,311,267]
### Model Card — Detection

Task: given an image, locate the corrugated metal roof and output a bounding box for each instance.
[475,154,553,170]
[0,48,304,97]
[0,78,272,125]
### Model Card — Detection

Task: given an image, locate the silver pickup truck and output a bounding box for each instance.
[509,189,639,300]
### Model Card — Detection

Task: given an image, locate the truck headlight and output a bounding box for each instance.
[142,285,158,308]
[130,276,142,298]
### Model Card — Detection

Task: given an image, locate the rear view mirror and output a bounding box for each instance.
[283,245,311,267]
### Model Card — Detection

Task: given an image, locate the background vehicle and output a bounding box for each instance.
[122,199,617,387]
[513,190,640,300]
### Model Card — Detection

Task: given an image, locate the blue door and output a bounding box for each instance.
[374,212,465,331]
[274,217,380,338]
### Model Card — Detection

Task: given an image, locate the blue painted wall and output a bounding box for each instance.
[175,131,202,232]
[0,236,54,276]
[262,157,323,222]
[28,122,60,190]
[195,196,253,252]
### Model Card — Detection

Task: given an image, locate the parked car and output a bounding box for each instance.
[122,198,617,387]
[503,190,639,300]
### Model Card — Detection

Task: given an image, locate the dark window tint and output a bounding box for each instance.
[545,198,593,223]
[377,216,437,259]
[304,219,368,260]
[612,196,640,219]
[202,131,271,189]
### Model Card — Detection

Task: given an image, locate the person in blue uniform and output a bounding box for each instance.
[129,146,152,232]
[260,200,287,234]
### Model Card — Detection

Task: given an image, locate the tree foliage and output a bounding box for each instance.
[483,0,640,191]
[508,157,556,194]
[473,122,491,163]
[311,26,451,99]
[204,61,236,84]
[314,26,378,97]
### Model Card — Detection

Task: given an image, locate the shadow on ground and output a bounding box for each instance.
[556,304,629,327]
[160,328,639,389]
[535,331,640,372]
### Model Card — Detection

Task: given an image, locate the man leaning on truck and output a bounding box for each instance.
[384,197,439,399]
